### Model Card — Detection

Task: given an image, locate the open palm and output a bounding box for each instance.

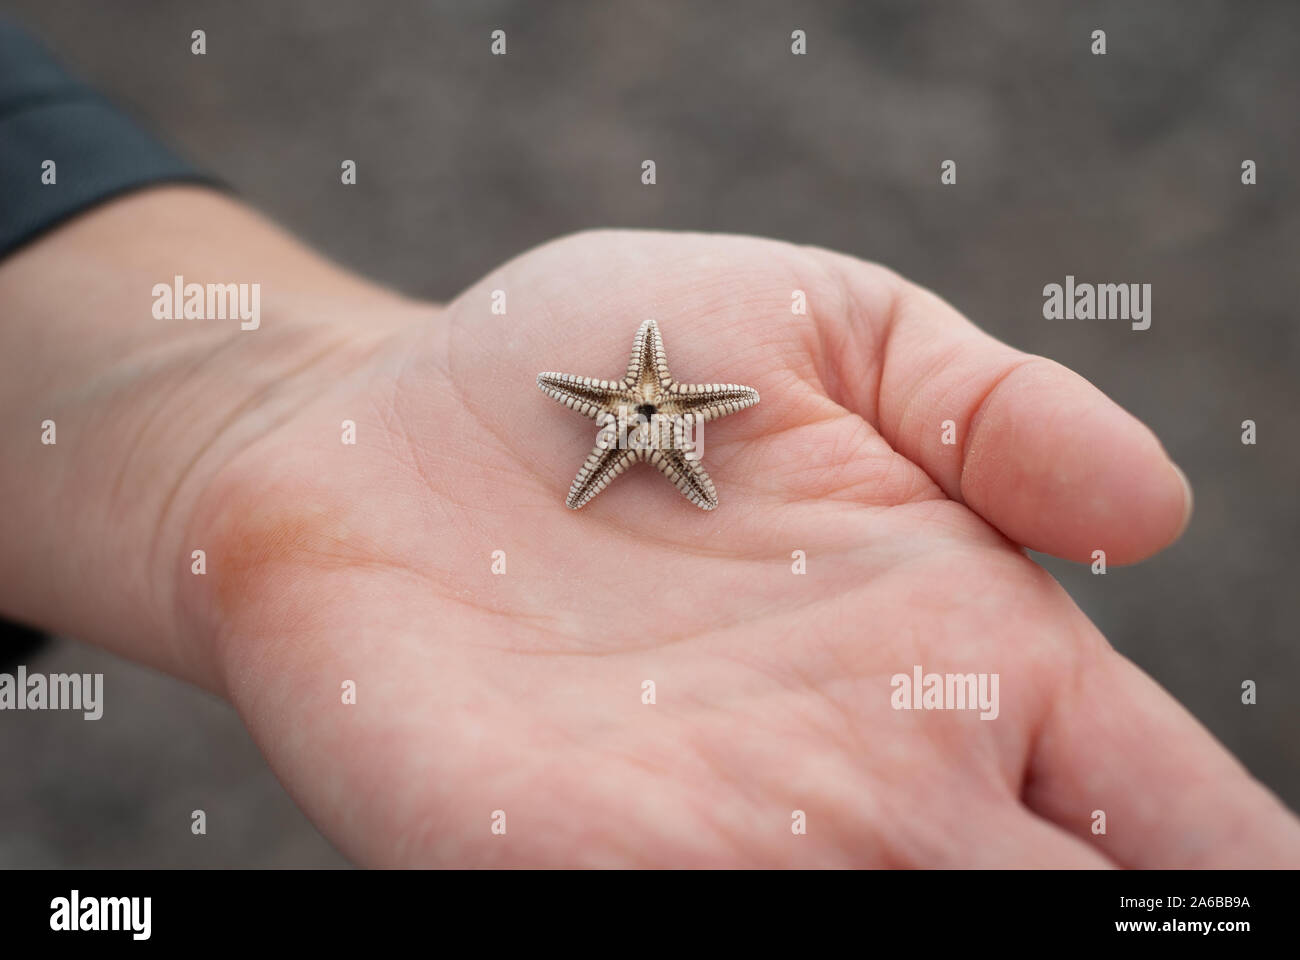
[183,230,1300,867]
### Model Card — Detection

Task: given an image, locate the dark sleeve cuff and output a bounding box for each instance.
[0,18,221,259]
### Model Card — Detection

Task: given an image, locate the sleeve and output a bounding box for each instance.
[0,17,221,259]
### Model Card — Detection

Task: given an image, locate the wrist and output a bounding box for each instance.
[0,186,429,692]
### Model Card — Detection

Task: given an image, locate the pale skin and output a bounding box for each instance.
[1,186,1297,867]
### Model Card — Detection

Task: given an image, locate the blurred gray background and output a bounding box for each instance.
[1,0,1296,867]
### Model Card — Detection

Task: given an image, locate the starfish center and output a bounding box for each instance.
[635,403,657,419]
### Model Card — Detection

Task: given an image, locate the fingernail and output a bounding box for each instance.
[1171,462,1194,539]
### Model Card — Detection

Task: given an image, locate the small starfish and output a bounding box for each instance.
[537,319,760,510]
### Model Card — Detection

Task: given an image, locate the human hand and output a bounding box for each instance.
[5,190,1294,866]
[167,225,1299,867]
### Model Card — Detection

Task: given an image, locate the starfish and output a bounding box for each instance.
[536,319,760,510]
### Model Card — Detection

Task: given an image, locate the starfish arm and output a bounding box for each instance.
[649,448,719,510]
[536,372,625,420]
[624,318,673,389]
[664,382,761,422]
[566,442,641,509]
